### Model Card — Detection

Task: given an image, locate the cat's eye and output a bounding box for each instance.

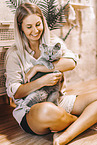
[42,44,48,48]
[52,51,56,55]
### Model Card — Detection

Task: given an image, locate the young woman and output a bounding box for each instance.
[5,3,97,145]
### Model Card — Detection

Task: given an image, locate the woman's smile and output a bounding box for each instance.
[31,34,39,37]
[30,31,40,37]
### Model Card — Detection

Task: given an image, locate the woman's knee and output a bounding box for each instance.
[30,102,64,122]
[26,102,55,134]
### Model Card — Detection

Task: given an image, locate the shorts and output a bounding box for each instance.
[20,114,35,134]
[58,95,77,113]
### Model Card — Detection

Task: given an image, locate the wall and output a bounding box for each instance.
[53,0,97,86]
[0,0,14,22]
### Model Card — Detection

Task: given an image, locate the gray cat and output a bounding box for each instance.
[21,43,62,113]
[36,42,62,69]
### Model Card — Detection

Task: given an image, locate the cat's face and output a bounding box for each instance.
[42,43,62,61]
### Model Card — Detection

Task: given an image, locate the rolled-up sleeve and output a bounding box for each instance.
[50,34,78,64]
[5,51,23,98]
[60,41,78,64]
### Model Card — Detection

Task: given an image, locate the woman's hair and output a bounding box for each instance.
[14,3,46,60]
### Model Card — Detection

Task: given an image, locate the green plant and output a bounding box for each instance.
[6,0,27,11]
[35,0,69,30]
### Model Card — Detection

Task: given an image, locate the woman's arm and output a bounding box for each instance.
[25,57,76,82]
[14,76,44,99]
[14,57,75,99]
[41,57,76,72]
[14,71,62,99]
[14,58,75,99]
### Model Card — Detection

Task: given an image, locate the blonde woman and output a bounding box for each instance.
[5,3,97,145]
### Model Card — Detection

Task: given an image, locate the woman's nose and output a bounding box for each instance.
[32,26,38,34]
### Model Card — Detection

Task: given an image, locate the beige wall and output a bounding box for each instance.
[0,0,14,22]
[53,0,97,85]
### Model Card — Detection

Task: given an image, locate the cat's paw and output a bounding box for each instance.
[37,90,48,100]
[48,63,54,69]
[36,62,43,65]
[53,70,61,73]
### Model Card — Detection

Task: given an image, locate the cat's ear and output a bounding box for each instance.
[42,44,48,49]
[54,43,61,50]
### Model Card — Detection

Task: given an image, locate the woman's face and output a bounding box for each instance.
[22,14,43,42]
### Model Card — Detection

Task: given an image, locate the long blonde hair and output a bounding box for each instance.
[14,3,50,60]
[5,2,50,82]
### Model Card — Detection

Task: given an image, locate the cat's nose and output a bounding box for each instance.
[49,56,52,60]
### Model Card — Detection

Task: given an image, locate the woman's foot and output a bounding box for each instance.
[53,131,70,145]
[53,112,77,145]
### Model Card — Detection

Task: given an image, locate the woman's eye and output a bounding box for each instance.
[36,22,41,26]
[27,26,32,29]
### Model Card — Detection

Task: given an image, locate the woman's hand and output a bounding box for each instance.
[25,65,38,83]
[15,68,62,99]
[41,72,62,87]
[25,64,54,83]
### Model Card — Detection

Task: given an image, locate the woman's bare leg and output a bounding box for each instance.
[53,92,97,145]
[26,102,77,135]
[72,91,97,115]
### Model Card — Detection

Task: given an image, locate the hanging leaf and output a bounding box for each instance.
[29,0,39,5]
[6,0,17,12]
[37,0,67,30]
[6,0,28,12]
[62,25,77,41]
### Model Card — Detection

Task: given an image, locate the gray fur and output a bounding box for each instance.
[21,43,62,112]
[36,43,62,69]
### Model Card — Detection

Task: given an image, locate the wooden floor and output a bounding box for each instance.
[0,79,97,145]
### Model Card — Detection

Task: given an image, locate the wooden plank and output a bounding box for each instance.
[66,79,97,95]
